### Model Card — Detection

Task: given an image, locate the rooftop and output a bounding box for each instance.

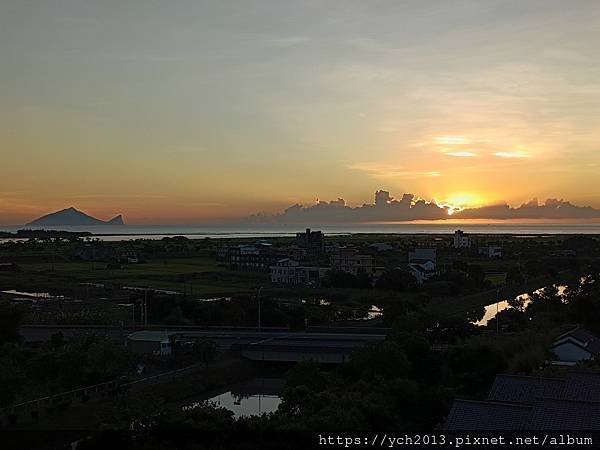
[127,330,174,342]
[446,371,600,430]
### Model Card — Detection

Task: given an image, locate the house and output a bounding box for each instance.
[118,249,139,264]
[453,229,472,249]
[270,259,329,285]
[330,247,374,275]
[551,327,600,365]
[271,259,300,284]
[296,228,324,256]
[407,248,437,284]
[408,260,437,284]
[479,245,502,258]
[126,331,173,355]
[445,372,600,430]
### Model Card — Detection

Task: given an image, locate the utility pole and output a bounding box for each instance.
[257,286,263,331]
[496,288,500,336]
[144,288,148,326]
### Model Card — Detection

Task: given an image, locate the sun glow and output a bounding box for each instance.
[439,192,486,215]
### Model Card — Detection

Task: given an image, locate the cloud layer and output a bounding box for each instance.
[248,191,600,223]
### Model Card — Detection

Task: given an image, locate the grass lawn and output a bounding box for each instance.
[484,272,508,286]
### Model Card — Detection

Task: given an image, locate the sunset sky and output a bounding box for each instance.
[2,0,600,224]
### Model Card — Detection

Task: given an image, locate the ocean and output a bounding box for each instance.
[2,221,600,241]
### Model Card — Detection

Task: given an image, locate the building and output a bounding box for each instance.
[552,327,600,365]
[126,331,173,355]
[445,372,600,430]
[407,248,437,284]
[408,260,437,284]
[479,245,502,258]
[271,259,300,284]
[270,259,329,285]
[295,228,324,256]
[118,249,139,264]
[220,242,283,272]
[453,229,472,249]
[296,266,330,285]
[330,247,374,275]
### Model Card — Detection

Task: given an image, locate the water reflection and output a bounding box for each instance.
[1,289,62,299]
[182,378,283,418]
[474,285,566,326]
[365,305,383,320]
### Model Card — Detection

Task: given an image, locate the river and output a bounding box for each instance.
[474,285,567,326]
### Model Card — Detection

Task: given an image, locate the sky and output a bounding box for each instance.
[1,0,600,225]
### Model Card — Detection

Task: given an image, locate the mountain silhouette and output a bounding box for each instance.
[26,207,125,227]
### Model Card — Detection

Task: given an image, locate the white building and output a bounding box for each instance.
[407,248,437,284]
[453,230,472,249]
[551,328,600,365]
[408,260,437,284]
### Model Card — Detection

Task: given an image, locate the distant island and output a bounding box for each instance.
[26,207,124,227]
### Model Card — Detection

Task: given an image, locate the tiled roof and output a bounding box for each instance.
[563,372,600,402]
[487,374,565,404]
[445,400,532,431]
[446,372,600,430]
[529,398,600,430]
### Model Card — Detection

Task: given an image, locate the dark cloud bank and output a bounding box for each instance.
[248,191,600,223]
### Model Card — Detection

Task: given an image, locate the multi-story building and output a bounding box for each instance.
[270,259,329,285]
[220,243,283,272]
[330,247,374,275]
[270,258,300,284]
[295,228,324,256]
[453,229,472,249]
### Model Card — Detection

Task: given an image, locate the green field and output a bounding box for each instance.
[10,257,268,296]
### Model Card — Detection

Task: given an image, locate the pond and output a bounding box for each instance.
[181,378,284,418]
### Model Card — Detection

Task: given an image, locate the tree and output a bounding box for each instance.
[375,268,415,291]
[0,302,22,345]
